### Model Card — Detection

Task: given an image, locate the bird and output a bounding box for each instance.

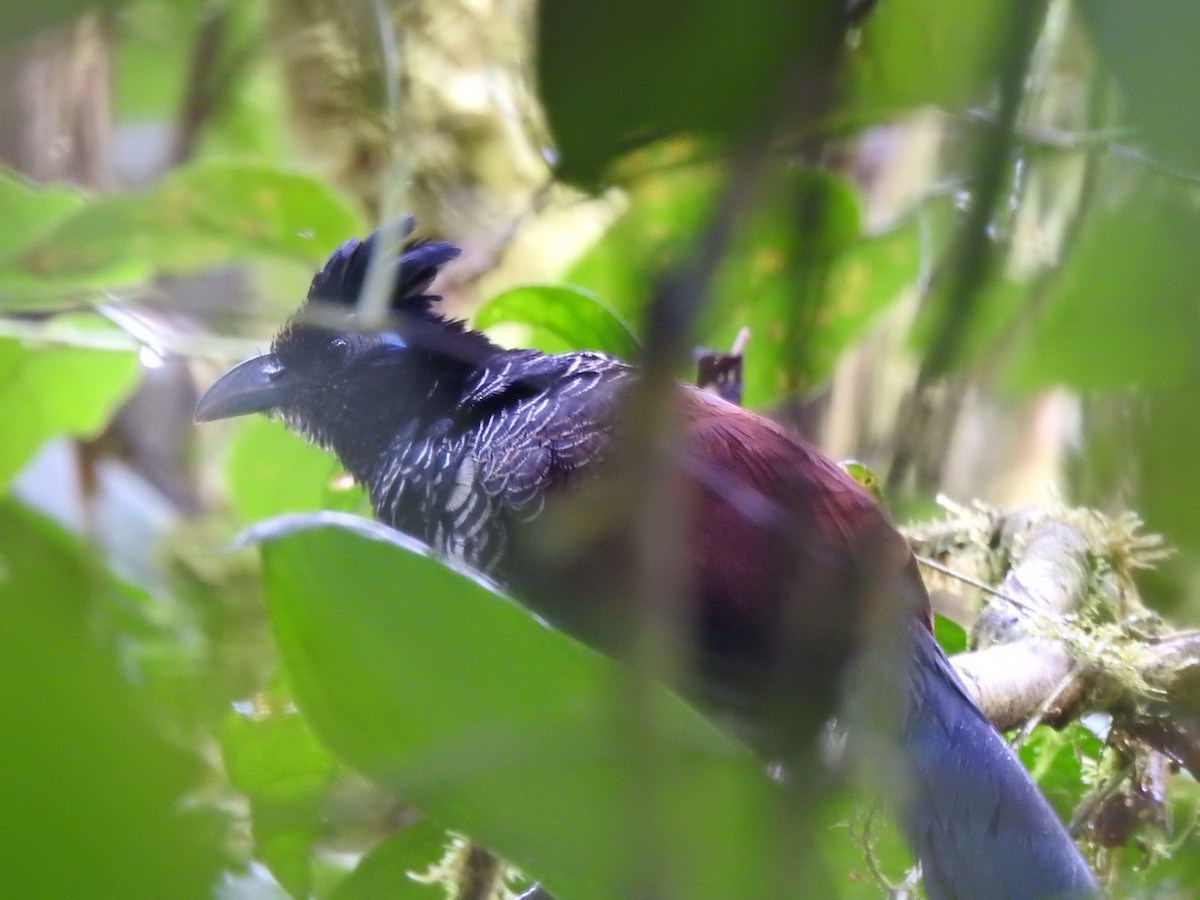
[196,221,1099,899]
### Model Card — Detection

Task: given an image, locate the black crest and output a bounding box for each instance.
[294,219,496,366]
[306,218,462,318]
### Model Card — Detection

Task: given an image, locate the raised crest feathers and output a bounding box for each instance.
[306,217,462,317]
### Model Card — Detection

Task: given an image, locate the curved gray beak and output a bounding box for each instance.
[195,354,288,422]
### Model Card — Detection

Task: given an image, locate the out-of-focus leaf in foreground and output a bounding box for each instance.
[538,0,845,188]
[224,417,364,522]
[221,704,338,898]
[251,513,776,899]
[845,0,1005,125]
[0,499,223,897]
[1006,172,1200,391]
[1080,1,1200,171]
[0,338,140,487]
[329,819,452,900]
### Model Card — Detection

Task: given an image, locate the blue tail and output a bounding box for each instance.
[903,624,1099,899]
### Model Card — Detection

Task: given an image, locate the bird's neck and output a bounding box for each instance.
[296,348,481,489]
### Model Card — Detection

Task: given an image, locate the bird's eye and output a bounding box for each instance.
[325,337,351,363]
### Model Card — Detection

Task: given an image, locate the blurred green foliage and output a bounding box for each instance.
[0,338,140,484]
[0,500,224,897]
[476,285,640,359]
[3,0,1200,897]
[564,163,899,403]
[0,163,363,307]
[224,418,366,521]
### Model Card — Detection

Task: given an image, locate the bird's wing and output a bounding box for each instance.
[678,386,932,629]
[466,352,632,518]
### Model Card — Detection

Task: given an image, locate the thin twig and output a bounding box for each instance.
[860,803,919,894]
[914,554,1056,620]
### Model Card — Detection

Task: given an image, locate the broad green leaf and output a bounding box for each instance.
[0,499,222,896]
[475,285,640,359]
[224,417,364,522]
[330,820,453,900]
[0,259,150,309]
[222,703,338,897]
[1005,171,1200,391]
[704,169,862,403]
[0,338,140,486]
[253,514,777,899]
[0,170,87,260]
[1080,1,1200,170]
[0,160,364,308]
[823,217,920,344]
[566,163,714,314]
[0,171,142,303]
[845,0,1005,124]
[538,0,844,188]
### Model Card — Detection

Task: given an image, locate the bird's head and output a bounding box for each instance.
[196,219,493,462]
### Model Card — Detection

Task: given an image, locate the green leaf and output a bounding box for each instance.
[474,285,640,359]
[1015,721,1101,820]
[0,338,140,486]
[933,615,967,657]
[0,160,364,308]
[330,820,450,900]
[224,417,364,522]
[0,169,87,260]
[823,217,921,345]
[705,170,862,403]
[254,514,777,899]
[538,0,845,188]
[0,171,143,303]
[222,703,338,897]
[1005,171,1200,391]
[845,0,1005,124]
[566,162,714,313]
[0,498,223,896]
[840,461,884,504]
[1080,1,1200,170]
